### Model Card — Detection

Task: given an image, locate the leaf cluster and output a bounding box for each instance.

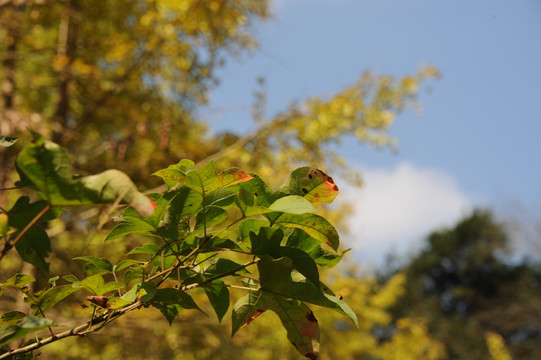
[0,133,355,359]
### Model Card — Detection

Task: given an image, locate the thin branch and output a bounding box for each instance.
[0,300,141,360]
[0,186,24,191]
[0,258,260,359]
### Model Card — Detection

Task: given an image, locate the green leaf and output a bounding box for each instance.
[199,237,241,253]
[231,291,320,359]
[14,226,51,271]
[81,169,157,216]
[107,296,133,310]
[16,137,82,204]
[120,284,141,303]
[140,282,158,303]
[234,188,254,216]
[62,275,80,284]
[106,216,157,241]
[238,175,279,208]
[113,259,142,273]
[80,274,123,296]
[124,267,144,286]
[239,219,269,244]
[0,312,26,326]
[285,229,348,268]
[7,197,63,271]
[33,285,81,314]
[151,159,194,189]
[0,274,35,296]
[16,136,156,214]
[289,167,339,204]
[278,247,320,287]
[268,196,316,214]
[1,274,36,289]
[231,290,263,336]
[309,246,350,268]
[151,303,182,325]
[256,257,357,327]
[249,228,283,256]
[159,187,202,241]
[75,256,113,275]
[154,161,253,195]
[0,315,55,347]
[7,197,61,224]
[0,136,18,147]
[127,243,160,256]
[204,258,248,277]
[204,280,229,322]
[205,188,237,208]
[194,205,227,233]
[274,213,339,250]
[151,289,202,312]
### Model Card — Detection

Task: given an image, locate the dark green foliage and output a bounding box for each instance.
[392,210,541,359]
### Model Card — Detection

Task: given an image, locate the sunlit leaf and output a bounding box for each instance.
[274,213,339,250]
[113,259,142,273]
[16,136,81,204]
[81,169,156,216]
[0,136,18,147]
[33,285,81,314]
[0,274,36,289]
[154,161,253,195]
[127,243,160,256]
[289,167,339,204]
[75,256,113,275]
[0,312,26,327]
[80,274,123,296]
[268,195,316,214]
[106,216,157,241]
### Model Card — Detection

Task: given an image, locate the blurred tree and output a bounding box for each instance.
[0,0,270,186]
[392,210,541,359]
[0,0,439,188]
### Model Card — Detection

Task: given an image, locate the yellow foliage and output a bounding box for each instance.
[485,331,513,360]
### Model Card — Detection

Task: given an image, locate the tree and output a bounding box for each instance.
[0,0,439,188]
[392,210,541,359]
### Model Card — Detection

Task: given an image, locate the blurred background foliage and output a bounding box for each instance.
[1,0,539,359]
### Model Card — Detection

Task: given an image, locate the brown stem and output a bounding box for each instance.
[0,258,260,359]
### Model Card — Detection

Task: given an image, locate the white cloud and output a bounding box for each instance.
[342,163,471,269]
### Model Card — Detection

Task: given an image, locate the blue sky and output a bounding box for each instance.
[203,0,541,267]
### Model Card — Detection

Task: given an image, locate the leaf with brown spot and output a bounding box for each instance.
[232,291,320,359]
[288,167,339,205]
[154,161,253,195]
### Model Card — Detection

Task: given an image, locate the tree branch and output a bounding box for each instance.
[0,258,259,359]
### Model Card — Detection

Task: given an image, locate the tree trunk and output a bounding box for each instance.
[52,0,78,144]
